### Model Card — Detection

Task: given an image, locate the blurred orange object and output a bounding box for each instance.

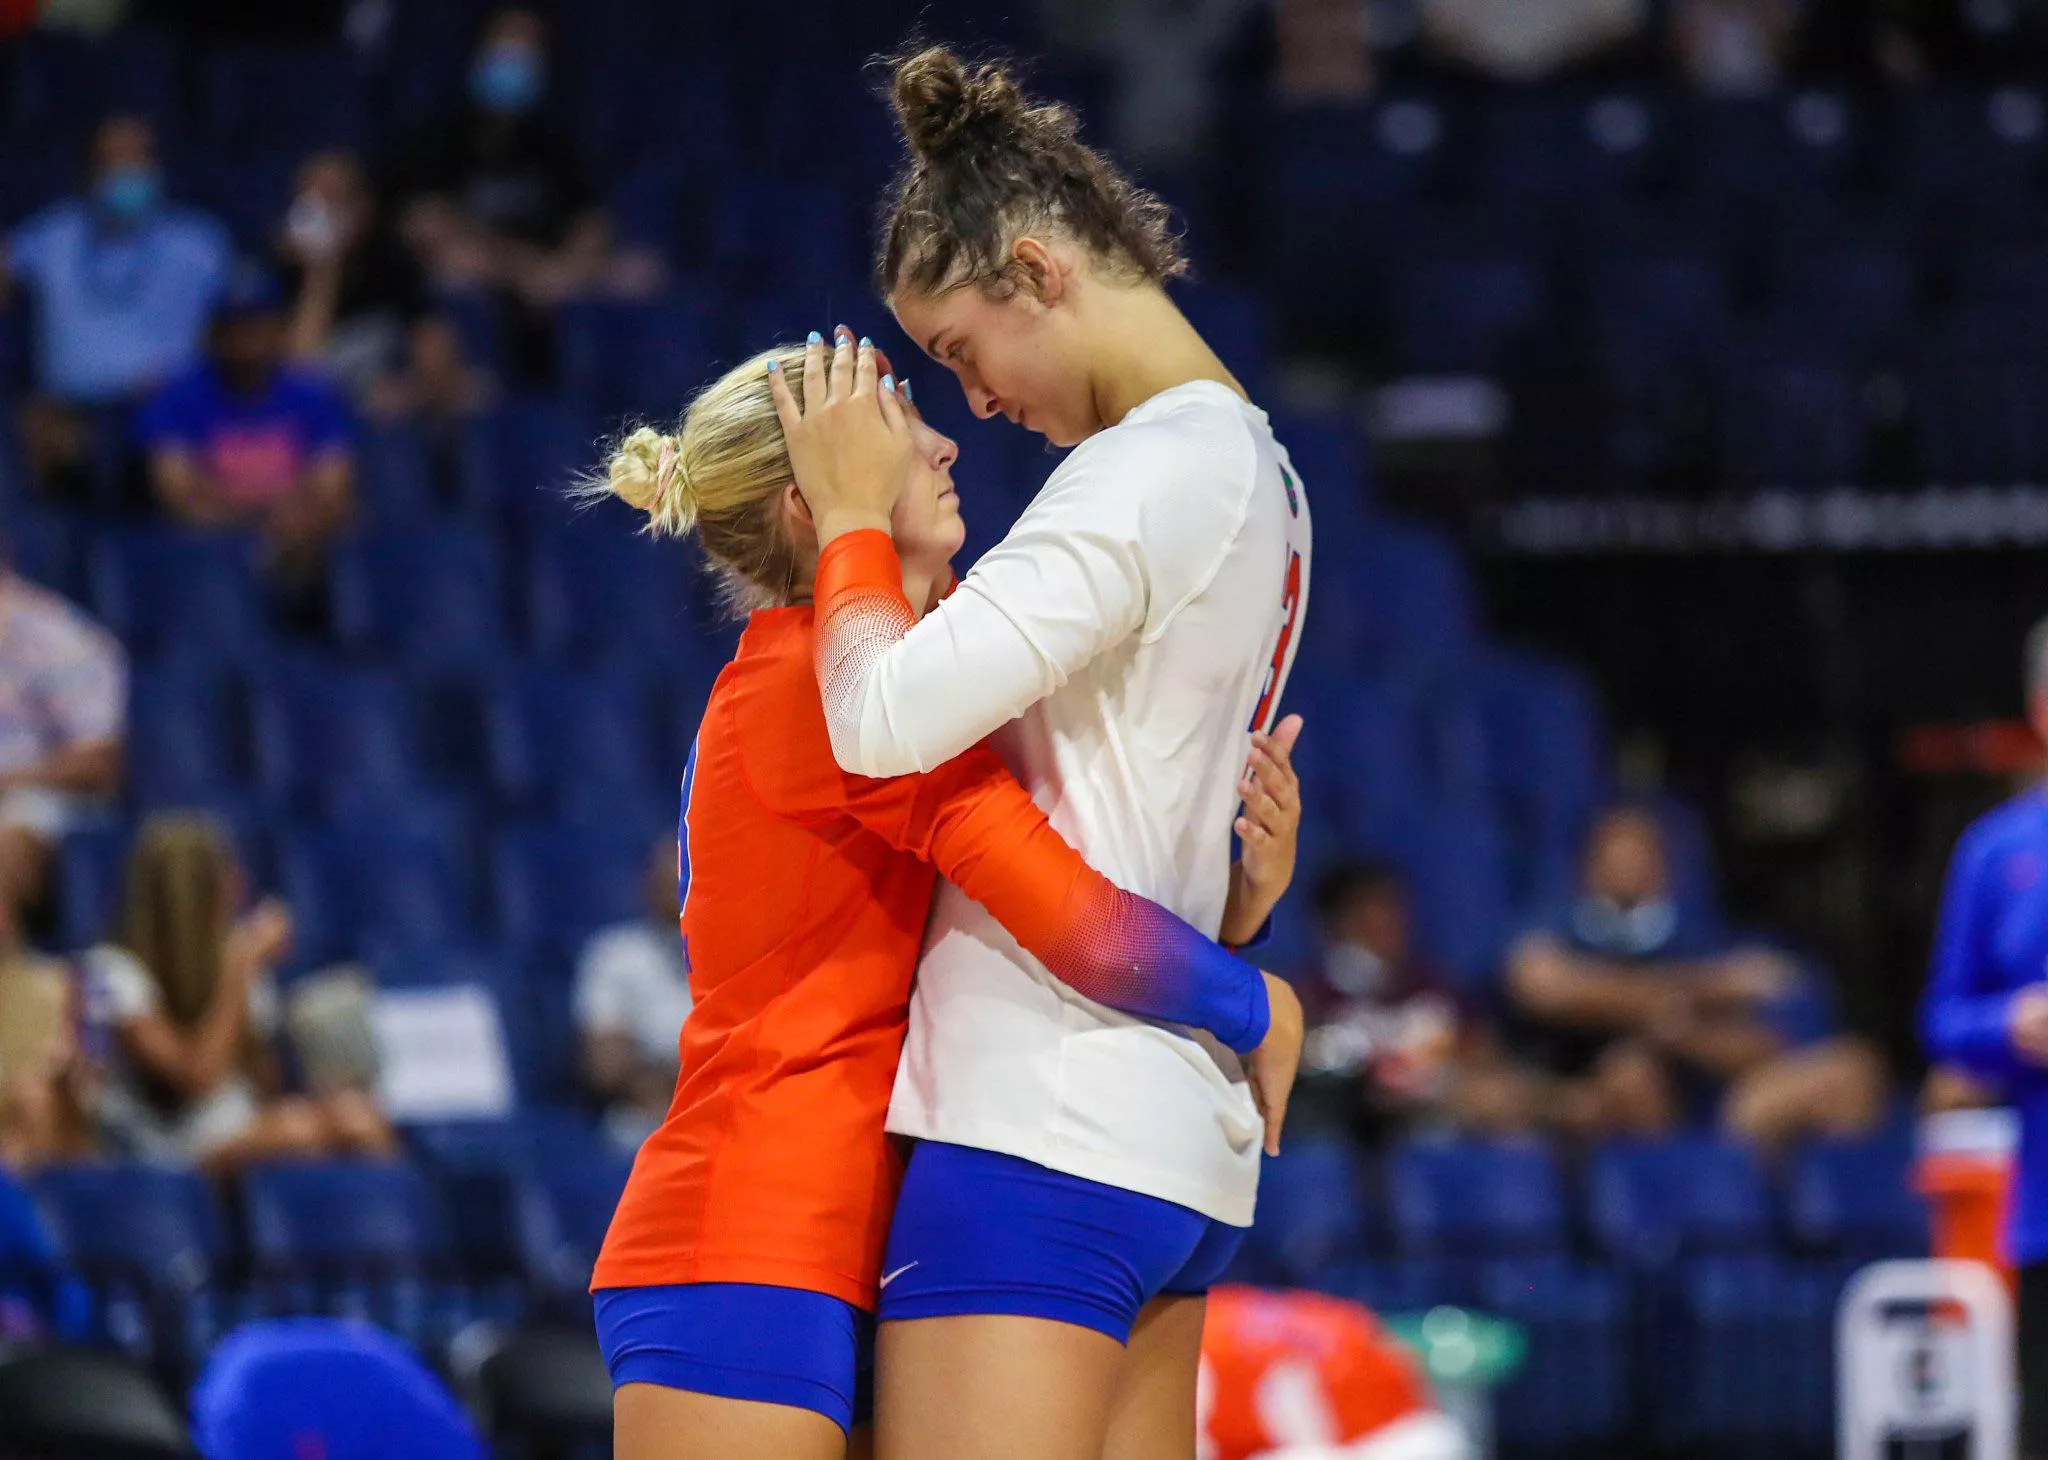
[1200,1285,1435,1460]
[1917,1109,2019,1295]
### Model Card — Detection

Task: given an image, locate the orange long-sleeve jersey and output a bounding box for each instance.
[593,606,1269,1310]
[1200,1286,1433,1460]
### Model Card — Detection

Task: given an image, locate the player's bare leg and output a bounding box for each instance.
[614,1383,847,1460]
[874,1314,1123,1460]
[1098,1293,1208,1460]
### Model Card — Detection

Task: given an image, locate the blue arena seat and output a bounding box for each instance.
[278,822,472,967]
[485,666,664,814]
[492,819,666,959]
[1768,241,1919,359]
[458,398,602,528]
[4,501,84,601]
[88,527,270,666]
[1720,354,1865,489]
[31,1165,227,1374]
[1473,651,1608,906]
[1303,674,1428,843]
[1898,87,2048,204]
[251,661,430,816]
[55,818,129,950]
[1478,1258,1631,1452]
[1301,517,1481,684]
[198,46,371,156]
[192,1318,485,1460]
[557,294,720,421]
[1652,1256,1840,1453]
[1359,803,1513,987]
[2,29,184,151]
[182,152,300,254]
[1588,1137,1775,1269]
[1954,242,2048,320]
[1688,91,1864,199]
[240,1162,445,1342]
[1592,249,1733,374]
[127,665,246,807]
[517,1153,636,1296]
[0,1164,91,1342]
[1241,1136,1373,1285]
[1386,253,1552,376]
[1912,355,2048,484]
[330,526,512,675]
[1386,1139,1567,1259]
[524,520,715,677]
[355,422,443,527]
[1787,1134,1930,1262]
[1474,91,1671,199]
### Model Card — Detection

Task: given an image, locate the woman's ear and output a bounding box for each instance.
[1011,236,1067,305]
[783,481,816,531]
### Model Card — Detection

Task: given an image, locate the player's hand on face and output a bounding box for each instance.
[1236,715,1304,907]
[2011,986,2048,1064]
[1248,972,1304,1157]
[767,326,914,546]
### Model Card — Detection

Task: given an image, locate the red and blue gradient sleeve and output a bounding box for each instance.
[882,747,1272,1055]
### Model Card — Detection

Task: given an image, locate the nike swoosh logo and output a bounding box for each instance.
[880,1262,919,1289]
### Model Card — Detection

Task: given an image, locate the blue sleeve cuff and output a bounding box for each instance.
[1226,962,1272,1056]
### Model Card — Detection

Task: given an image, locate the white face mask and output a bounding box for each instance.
[1322,940,1389,997]
[286,193,343,259]
[1572,895,1679,959]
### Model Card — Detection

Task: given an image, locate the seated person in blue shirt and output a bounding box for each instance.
[1508,803,1887,1147]
[1922,617,2048,1457]
[138,265,355,619]
[0,115,231,501]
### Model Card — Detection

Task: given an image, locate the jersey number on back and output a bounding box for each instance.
[1248,549,1304,734]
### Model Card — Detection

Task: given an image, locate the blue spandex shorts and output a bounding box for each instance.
[876,1141,1247,1344]
[591,1282,873,1433]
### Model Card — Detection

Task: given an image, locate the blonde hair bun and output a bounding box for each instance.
[606,426,695,531]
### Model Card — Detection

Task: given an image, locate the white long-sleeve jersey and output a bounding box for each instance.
[814,379,1312,1224]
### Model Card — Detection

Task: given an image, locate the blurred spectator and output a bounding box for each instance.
[1418,0,1647,82]
[392,7,661,385]
[1,116,230,500]
[1274,0,1380,104]
[1508,805,1887,1147]
[1673,0,1794,94]
[363,314,499,433]
[277,150,429,403]
[1297,862,1540,1142]
[0,551,126,921]
[0,892,97,1170]
[574,835,688,1149]
[138,264,355,625]
[1793,0,1982,82]
[84,813,393,1172]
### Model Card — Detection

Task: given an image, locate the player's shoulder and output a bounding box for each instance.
[1049,382,1258,508]
[712,608,841,807]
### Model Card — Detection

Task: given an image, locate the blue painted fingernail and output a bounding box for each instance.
[882,374,895,392]
[766,359,779,372]
[860,336,872,349]
[807,330,822,345]
[901,379,914,402]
